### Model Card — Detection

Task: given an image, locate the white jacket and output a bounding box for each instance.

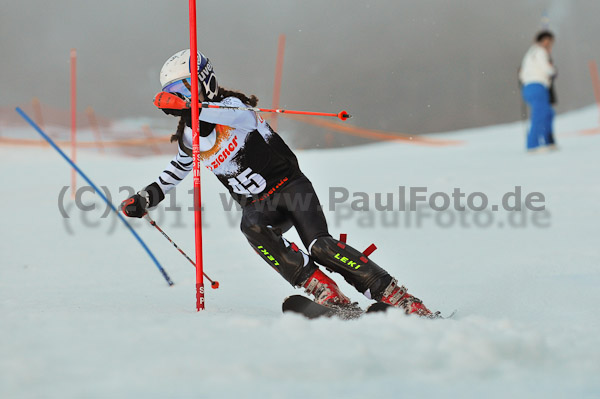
[519,44,556,87]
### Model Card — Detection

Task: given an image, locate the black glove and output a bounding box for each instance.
[121,183,165,218]
[121,192,149,218]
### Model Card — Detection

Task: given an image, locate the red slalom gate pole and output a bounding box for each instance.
[188,0,205,311]
[70,49,77,199]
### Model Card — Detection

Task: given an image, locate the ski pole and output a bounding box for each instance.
[144,215,219,289]
[153,91,352,121]
[16,107,174,286]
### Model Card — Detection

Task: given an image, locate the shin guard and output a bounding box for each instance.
[309,235,391,298]
[242,222,317,286]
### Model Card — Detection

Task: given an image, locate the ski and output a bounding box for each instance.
[282,295,456,320]
[282,295,363,320]
[365,301,457,319]
[365,301,392,314]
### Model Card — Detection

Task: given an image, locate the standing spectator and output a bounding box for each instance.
[519,31,557,152]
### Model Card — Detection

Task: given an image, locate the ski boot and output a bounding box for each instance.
[379,278,439,318]
[302,269,363,319]
[302,269,351,306]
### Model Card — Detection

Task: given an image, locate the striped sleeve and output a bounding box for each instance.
[155,149,193,194]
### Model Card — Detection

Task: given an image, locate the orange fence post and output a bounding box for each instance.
[32,97,45,131]
[86,107,105,154]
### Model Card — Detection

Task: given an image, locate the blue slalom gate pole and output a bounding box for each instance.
[16,107,174,286]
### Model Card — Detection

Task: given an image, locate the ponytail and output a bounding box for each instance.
[170,115,187,143]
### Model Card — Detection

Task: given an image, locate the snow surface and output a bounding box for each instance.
[1,107,600,398]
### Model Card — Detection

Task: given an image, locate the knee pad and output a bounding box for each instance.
[240,218,266,242]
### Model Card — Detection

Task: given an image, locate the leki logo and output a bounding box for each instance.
[257,246,280,266]
[334,253,361,270]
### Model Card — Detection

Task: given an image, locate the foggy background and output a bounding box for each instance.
[2,0,600,148]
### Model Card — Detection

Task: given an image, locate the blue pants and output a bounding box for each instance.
[522,83,555,150]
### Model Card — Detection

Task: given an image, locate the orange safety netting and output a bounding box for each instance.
[1,100,463,159]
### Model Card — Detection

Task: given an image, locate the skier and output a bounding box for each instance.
[121,49,434,317]
[519,30,557,152]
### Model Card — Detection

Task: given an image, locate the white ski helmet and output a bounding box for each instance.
[159,49,219,101]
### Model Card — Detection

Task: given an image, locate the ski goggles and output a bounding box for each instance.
[162,78,193,99]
